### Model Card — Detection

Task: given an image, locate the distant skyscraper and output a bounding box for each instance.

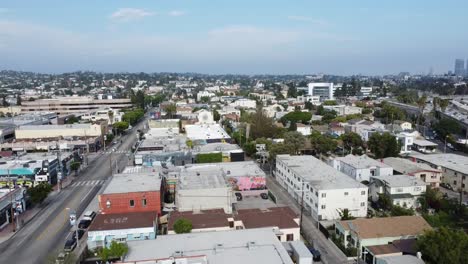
[455,59,465,76]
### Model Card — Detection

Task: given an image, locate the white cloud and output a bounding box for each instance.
[287,15,328,25]
[110,8,154,22]
[168,10,186,17]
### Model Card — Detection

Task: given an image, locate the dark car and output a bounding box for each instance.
[64,238,77,252]
[260,193,269,200]
[440,183,454,191]
[307,247,321,261]
[235,192,243,201]
[71,229,85,240]
[78,219,92,229]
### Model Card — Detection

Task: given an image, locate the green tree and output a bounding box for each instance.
[339,209,355,220]
[196,153,222,163]
[390,205,414,216]
[173,218,193,234]
[287,82,297,98]
[288,121,297,131]
[417,227,468,264]
[377,193,392,210]
[439,99,449,112]
[109,241,129,260]
[268,143,293,160]
[213,109,221,122]
[323,100,337,106]
[367,132,400,159]
[416,95,428,125]
[304,100,314,111]
[113,121,129,134]
[249,108,281,139]
[27,183,53,205]
[164,104,177,118]
[108,110,115,125]
[284,131,305,154]
[70,161,81,176]
[281,111,312,124]
[340,132,363,154]
[65,116,79,124]
[200,96,211,103]
[310,131,337,155]
[16,95,22,106]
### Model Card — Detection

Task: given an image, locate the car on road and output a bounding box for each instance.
[78,219,92,229]
[83,210,96,221]
[260,193,269,200]
[71,229,85,240]
[307,247,321,261]
[64,237,77,252]
[235,192,243,201]
[440,182,454,191]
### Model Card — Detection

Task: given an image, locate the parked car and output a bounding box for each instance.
[78,219,92,229]
[440,182,454,191]
[83,211,96,221]
[71,229,85,240]
[307,247,321,261]
[260,193,269,200]
[235,192,243,201]
[64,237,77,252]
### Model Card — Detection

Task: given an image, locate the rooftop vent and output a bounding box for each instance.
[214,243,224,253]
[247,241,257,250]
[173,250,184,257]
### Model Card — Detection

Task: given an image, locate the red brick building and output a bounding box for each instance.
[98,171,163,215]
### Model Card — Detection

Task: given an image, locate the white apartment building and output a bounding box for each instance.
[275,155,368,221]
[359,87,373,97]
[230,99,257,109]
[369,175,426,209]
[323,105,362,116]
[21,97,132,115]
[330,155,393,183]
[197,91,216,101]
[296,124,311,136]
[382,157,441,188]
[396,132,416,154]
[296,95,321,105]
[307,83,335,101]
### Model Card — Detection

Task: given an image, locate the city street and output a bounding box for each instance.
[265,171,351,264]
[0,118,147,264]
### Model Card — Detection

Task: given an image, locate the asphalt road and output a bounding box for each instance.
[0,117,147,264]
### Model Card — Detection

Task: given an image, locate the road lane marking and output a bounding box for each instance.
[80,187,94,202]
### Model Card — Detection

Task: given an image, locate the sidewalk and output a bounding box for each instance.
[0,206,42,244]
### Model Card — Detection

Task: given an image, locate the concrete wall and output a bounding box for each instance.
[99,191,161,215]
[15,124,102,139]
[176,187,233,213]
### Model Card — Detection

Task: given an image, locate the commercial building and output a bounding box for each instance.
[369,174,426,209]
[121,228,295,264]
[192,142,245,162]
[185,124,231,144]
[0,187,26,229]
[21,96,132,115]
[307,83,335,101]
[330,155,393,182]
[275,155,368,221]
[167,209,232,234]
[176,165,234,213]
[80,108,123,124]
[98,171,163,215]
[15,123,104,140]
[410,153,468,193]
[0,113,56,143]
[335,216,431,262]
[382,157,441,188]
[454,58,465,76]
[87,212,157,249]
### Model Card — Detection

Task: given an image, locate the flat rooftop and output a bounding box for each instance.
[194,142,242,153]
[335,154,392,169]
[88,212,156,232]
[123,228,293,264]
[178,166,228,190]
[168,209,230,231]
[16,123,94,130]
[183,161,265,178]
[382,157,441,174]
[185,124,231,141]
[412,139,437,147]
[277,155,366,190]
[103,172,161,194]
[410,153,468,174]
[236,207,299,229]
[371,174,426,188]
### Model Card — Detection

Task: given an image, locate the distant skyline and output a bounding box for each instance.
[1,0,467,75]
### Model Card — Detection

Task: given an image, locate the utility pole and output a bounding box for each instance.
[299,184,305,237]
[8,169,15,232]
[56,142,62,192]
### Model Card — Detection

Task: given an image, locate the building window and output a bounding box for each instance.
[414,187,422,191]
[142,199,147,207]
[344,192,349,196]
[321,205,326,209]
[321,193,326,198]
[361,191,366,195]
[396,188,403,192]
[360,202,365,207]
[454,181,457,185]
[130,199,135,207]
[286,234,294,241]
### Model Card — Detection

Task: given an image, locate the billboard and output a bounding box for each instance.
[227,176,266,191]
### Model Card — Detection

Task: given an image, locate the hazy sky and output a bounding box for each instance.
[0,0,467,75]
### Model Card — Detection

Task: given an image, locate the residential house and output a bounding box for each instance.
[323,105,362,116]
[412,139,437,154]
[330,155,393,182]
[335,216,431,262]
[275,155,368,221]
[296,124,311,136]
[382,157,441,188]
[369,174,426,208]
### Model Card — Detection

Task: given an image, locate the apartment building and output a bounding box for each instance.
[275,155,368,221]
[369,174,426,209]
[330,155,393,182]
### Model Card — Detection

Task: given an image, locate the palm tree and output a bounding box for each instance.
[432,97,440,113]
[107,110,114,125]
[416,95,427,125]
[439,99,449,112]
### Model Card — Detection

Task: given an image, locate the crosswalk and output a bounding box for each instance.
[69,180,106,187]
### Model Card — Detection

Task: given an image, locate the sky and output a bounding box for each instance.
[0,0,467,75]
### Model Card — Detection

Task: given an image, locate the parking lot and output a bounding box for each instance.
[234,192,284,210]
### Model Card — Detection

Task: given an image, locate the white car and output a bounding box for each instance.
[83,211,96,221]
